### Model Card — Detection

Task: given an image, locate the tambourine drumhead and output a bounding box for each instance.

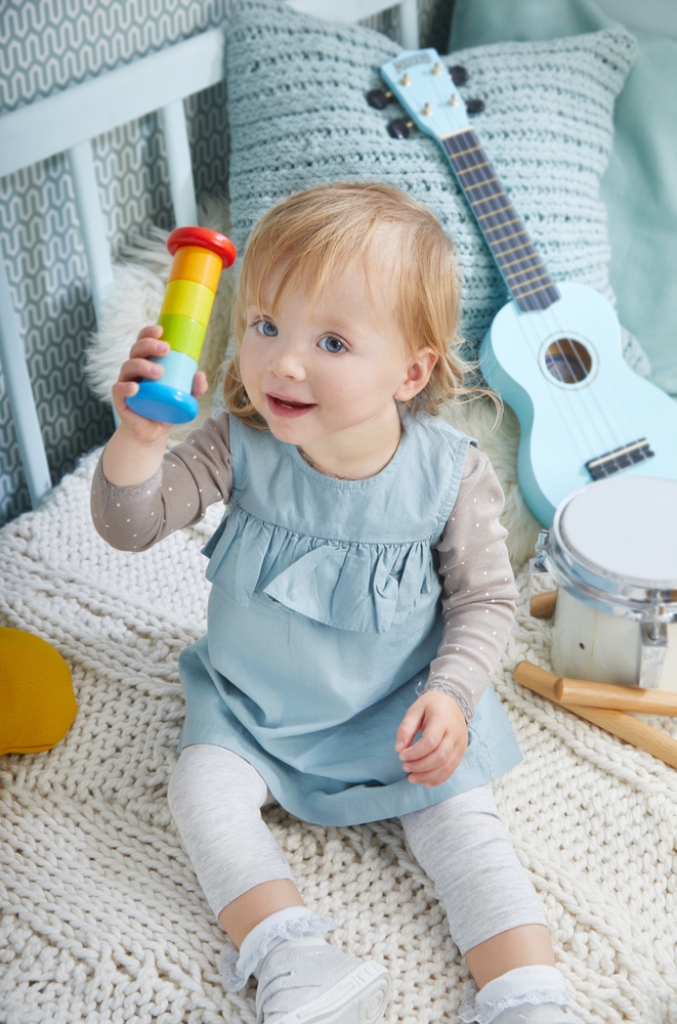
[557,476,677,588]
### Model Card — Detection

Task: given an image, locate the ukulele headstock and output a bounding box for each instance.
[378,49,470,141]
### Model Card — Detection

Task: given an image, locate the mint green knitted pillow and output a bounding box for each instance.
[226,0,648,371]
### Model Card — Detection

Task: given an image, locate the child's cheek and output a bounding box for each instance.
[239,337,258,395]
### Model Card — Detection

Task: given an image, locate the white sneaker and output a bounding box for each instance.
[255,936,391,1024]
[495,1004,585,1024]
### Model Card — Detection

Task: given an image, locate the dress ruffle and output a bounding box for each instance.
[204,506,439,633]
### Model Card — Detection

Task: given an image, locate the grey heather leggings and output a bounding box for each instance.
[168,744,546,955]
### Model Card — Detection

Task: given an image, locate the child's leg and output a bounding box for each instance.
[168,744,391,1022]
[401,785,583,1024]
[168,742,302,939]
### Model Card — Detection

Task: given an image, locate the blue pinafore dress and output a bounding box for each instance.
[177,412,521,826]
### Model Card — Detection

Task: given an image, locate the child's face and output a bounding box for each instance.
[239,261,431,458]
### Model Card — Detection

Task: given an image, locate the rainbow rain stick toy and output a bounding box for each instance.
[127,226,237,423]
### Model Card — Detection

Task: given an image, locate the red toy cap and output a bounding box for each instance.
[167,226,237,267]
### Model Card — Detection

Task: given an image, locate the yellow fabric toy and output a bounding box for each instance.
[0,627,78,754]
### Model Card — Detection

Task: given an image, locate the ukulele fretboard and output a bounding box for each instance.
[442,129,560,313]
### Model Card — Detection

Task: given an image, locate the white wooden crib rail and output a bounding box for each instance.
[0,0,419,513]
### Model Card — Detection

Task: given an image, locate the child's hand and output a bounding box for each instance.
[103,326,209,487]
[395,690,468,787]
[112,326,208,441]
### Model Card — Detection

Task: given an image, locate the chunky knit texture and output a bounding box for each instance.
[225,0,648,372]
[1,422,676,1023]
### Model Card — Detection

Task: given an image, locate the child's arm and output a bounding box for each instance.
[395,447,517,787]
[91,327,232,551]
[427,446,517,718]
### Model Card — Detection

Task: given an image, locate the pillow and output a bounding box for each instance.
[225,0,648,372]
[449,0,677,396]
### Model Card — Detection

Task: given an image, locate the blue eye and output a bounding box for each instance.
[318,335,344,354]
[256,320,278,337]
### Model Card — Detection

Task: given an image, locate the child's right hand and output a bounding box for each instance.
[112,326,207,445]
[112,326,172,445]
[103,326,208,488]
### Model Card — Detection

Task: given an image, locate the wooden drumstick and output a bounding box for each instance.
[513,661,677,715]
[529,590,557,619]
[513,661,677,771]
[513,660,560,701]
[554,678,677,716]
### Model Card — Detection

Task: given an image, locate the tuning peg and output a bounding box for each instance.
[465,98,485,114]
[387,118,413,140]
[449,65,469,86]
[366,88,393,110]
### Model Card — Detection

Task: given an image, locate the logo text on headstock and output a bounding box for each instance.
[393,52,433,73]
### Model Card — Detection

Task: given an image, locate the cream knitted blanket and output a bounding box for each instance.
[1,427,676,1024]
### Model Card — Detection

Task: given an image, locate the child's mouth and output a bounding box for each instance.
[266,394,316,418]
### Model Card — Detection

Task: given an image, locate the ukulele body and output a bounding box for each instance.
[479,281,677,526]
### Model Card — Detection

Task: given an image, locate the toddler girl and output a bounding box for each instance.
[91,183,584,1024]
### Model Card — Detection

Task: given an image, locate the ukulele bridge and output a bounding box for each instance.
[586,439,654,480]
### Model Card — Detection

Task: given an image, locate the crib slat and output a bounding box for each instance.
[398,0,419,50]
[0,256,52,508]
[66,141,114,326]
[161,100,199,227]
[287,0,419,47]
[0,29,226,180]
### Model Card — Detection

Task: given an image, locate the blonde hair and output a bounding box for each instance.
[224,182,494,428]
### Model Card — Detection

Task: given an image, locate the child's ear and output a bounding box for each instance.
[394,348,438,401]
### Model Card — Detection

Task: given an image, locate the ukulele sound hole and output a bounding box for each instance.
[544,338,592,384]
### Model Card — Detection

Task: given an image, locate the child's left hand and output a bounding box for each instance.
[395,691,468,787]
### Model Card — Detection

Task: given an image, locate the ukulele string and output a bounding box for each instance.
[445,133,599,460]
[471,128,630,454]
[447,125,628,459]
[424,70,624,462]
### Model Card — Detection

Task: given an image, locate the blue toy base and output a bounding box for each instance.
[126,381,199,424]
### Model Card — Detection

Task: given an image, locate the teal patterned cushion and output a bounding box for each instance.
[226,0,648,371]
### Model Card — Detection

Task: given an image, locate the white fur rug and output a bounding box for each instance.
[1,237,676,1024]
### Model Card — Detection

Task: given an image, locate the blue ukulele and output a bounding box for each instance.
[374,49,677,527]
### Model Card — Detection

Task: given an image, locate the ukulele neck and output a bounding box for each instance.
[441,128,560,312]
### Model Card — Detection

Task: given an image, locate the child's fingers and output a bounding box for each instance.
[395,705,424,754]
[111,381,139,423]
[407,762,457,787]
[399,720,444,763]
[111,380,175,435]
[136,324,163,341]
[111,379,145,418]
[128,333,168,362]
[118,355,165,384]
[406,740,466,786]
[402,743,448,775]
[112,380,139,401]
[120,331,168,383]
[191,370,209,398]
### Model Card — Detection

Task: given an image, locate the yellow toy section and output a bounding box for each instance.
[0,627,77,755]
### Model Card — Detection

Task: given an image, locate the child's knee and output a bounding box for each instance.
[169,743,269,819]
[401,785,546,954]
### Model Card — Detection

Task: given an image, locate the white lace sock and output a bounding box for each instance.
[460,966,584,1024]
[218,906,336,991]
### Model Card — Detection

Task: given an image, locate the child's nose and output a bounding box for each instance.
[268,339,306,379]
